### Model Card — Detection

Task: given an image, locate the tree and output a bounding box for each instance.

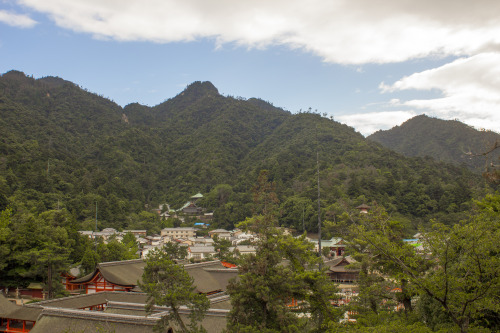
[121,232,139,258]
[139,247,209,333]
[344,206,414,316]
[347,195,500,333]
[0,208,12,272]
[80,244,101,276]
[227,171,341,332]
[162,241,188,260]
[212,235,233,262]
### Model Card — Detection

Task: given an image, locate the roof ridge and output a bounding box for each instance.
[99,259,144,267]
[106,300,229,317]
[183,260,221,270]
[26,291,110,307]
[203,268,238,273]
[39,307,158,325]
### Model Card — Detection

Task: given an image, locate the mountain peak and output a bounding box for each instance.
[181,81,219,98]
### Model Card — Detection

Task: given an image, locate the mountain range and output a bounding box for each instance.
[0,70,495,233]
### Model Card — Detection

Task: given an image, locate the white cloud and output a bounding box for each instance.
[0,10,37,28]
[381,53,500,133]
[15,0,500,64]
[11,0,500,134]
[337,111,417,136]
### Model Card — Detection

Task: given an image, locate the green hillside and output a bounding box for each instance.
[0,71,495,234]
[368,114,500,174]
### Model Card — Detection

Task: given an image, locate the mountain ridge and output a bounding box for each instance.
[368,114,500,174]
[0,70,493,233]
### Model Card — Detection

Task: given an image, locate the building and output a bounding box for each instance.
[161,227,197,239]
[308,237,346,257]
[325,257,359,284]
[208,229,231,240]
[1,291,230,333]
[190,237,215,247]
[0,294,40,332]
[68,259,238,296]
[78,229,146,242]
[229,245,257,256]
[188,246,216,260]
[356,203,371,214]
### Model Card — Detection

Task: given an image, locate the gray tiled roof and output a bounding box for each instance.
[70,260,238,294]
[29,297,229,333]
[0,294,42,321]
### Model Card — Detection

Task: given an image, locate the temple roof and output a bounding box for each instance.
[29,297,229,333]
[70,260,238,294]
[29,291,149,310]
[0,294,18,316]
[0,294,42,321]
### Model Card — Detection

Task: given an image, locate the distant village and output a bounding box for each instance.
[0,192,422,332]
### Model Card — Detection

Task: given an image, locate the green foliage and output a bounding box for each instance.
[345,194,500,333]
[139,247,210,333]
[0,70,491,237]
[227,171,341,332]
[212,235,233,262]
[0,70,497,313]
[161,242,188,260]
[368,114,500,174]
[0,208,12,271]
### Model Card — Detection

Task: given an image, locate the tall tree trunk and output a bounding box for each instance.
[401,279,412,313]
[47,262,52,299]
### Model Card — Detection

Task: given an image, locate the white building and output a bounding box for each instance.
[161,227,197,239]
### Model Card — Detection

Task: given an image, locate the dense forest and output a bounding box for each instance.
[368,114,500,175]
[0,69,497,288]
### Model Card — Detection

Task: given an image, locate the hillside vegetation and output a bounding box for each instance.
[368,114,500,174]
[0,71,495,234]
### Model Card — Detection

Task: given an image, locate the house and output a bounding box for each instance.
[78,229,146,243]
[145,235,163,246]
[68,259,238,296]
[188,246,216,260]
[190,237,215,247]
[230,245,257,256]
[161,227,197,239]
[122,230,147,237]
[208,229,231,240]
[232,230,257,245]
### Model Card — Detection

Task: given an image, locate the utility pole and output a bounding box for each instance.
[302,205,305,232]
[317,149,322,270]
[94,202,98,252]
[316,127,323,330]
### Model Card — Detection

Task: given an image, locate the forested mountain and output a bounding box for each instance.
[0,70,495,235]
[368,114,500,174]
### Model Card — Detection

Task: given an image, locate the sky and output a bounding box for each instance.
[1,0,499,136]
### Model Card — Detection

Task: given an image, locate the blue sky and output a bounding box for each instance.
[1,0,499,136]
